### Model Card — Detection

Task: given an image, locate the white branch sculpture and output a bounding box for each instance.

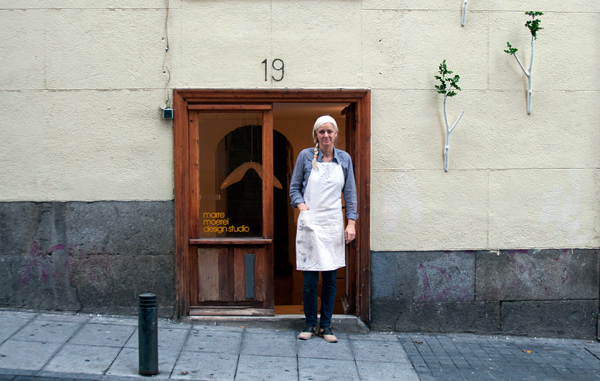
[435,60,464,172]
[504,11,543,115]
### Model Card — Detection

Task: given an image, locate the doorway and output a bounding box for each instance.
[271,103,349,315]
[173,89,371,322]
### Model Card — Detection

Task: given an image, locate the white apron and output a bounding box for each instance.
[296,162,345,271]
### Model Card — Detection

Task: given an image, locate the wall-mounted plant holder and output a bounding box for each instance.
[434,60,464,172]
[504,11,544,115]
[461,0,468,26]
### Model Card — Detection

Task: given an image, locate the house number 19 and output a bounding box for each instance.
[262,59,284,82]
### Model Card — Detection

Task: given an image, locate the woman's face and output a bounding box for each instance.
[315,122,338,149]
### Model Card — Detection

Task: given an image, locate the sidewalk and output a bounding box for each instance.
[1,309,600,380]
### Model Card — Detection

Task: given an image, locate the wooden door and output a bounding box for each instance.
[173,89,371,322]
[187,105,274,316]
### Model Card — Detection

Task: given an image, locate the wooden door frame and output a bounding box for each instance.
[174,89,371,323]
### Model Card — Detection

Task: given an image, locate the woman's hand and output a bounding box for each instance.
[297,203,308,212]
[345,219,356,244]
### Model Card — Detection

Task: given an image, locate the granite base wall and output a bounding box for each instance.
[0,201,176,317]
[371,250,600,339]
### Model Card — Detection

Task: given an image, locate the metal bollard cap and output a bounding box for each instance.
[139,293,157,308]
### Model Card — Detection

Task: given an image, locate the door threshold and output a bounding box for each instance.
[190,307,273,316]
[180,314,369,334]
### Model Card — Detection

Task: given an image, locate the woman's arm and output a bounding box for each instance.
[341,153,359,220]
[289,149,308,208]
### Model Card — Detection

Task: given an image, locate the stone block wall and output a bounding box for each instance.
[371,250,599,339]
[0,201,176,317]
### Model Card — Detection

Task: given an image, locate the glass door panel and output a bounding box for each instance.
[195,112,264,239]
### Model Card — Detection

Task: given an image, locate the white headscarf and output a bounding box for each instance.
[311,115,338,168]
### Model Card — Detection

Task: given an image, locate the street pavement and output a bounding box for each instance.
[1,309,600,380]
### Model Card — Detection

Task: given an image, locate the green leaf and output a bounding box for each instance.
[504,41,518,54]
[524,11,543,39]
[434,60,462,96]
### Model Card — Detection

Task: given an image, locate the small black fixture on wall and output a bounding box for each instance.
[162,108,174,119]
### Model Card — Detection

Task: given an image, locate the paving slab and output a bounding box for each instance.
[297,334,354,360]
[170,351,238,380]
[10,319,82,344]
[124,326,192,352]
[355,360,419,380]
[37,313,92,324]
[0,311,37,320]
[190,325,244,333]
[235,354,297,381]
[240,330,297,357]
[0,340,63,371]
[41,343,121,375]
[106,347,181,379]
[348,333,400,342]
[350,338,412,363]
[298,357,360,381]
[0,315,34,344]
[69,323,136,347]
[88,315,138,326]
[183,328,242,354]
[158,320,193,330]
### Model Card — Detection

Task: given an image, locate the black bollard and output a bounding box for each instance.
[138,293,159,376]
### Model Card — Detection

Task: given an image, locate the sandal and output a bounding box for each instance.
[319,327,337,343]
[298,325,316,340]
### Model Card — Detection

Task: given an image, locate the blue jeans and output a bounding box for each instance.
[302,270,337,328]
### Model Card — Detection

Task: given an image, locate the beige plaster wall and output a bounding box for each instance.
[1,1,598,250]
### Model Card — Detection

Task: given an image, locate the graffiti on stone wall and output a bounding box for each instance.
[482,249,571,300]
[416,254,473,303]
[19,241,113,287]
[19,242,67,285]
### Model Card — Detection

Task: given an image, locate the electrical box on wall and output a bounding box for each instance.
[162,108,174,119]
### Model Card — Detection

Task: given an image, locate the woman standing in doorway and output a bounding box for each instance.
[289,115,358,343]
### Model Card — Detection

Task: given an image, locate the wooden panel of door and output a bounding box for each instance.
[233,248,246,302]
[197,247,220,302]
[196,246,267,306]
